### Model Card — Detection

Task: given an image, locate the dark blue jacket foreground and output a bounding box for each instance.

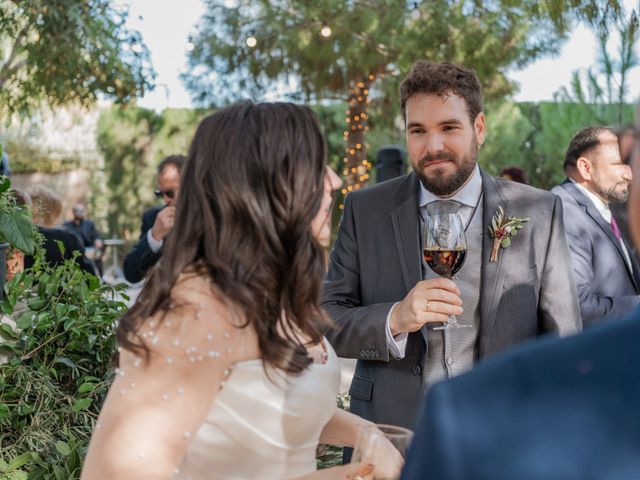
[401,310,640,480]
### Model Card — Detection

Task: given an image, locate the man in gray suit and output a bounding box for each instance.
[322,61,581,430]
[551,127,639,326]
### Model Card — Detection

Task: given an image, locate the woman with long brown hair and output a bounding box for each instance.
[81,102,377,479]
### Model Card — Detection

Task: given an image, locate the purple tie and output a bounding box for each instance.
[611,216,622,240]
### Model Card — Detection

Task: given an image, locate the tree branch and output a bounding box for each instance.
[0,25,29,85]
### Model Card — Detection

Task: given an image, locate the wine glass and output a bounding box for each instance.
[351,424,413,480]
[423,212,469,330]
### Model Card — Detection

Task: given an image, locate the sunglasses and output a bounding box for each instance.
[154,189,176,199]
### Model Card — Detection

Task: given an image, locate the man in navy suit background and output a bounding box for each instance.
[551,126,639,325]
[123,155,185,283]
[401,104,640,480]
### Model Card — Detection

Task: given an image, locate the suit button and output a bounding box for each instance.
[412,365,422,376]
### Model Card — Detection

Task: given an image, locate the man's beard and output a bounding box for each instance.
[597,182,630,204]
[413,138,478,197]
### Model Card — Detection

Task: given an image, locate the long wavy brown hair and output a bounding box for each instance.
[117,102,329,375]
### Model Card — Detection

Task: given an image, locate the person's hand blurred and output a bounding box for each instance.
[354,431,405,480]
[389,277,463,335]
[151,206,175,241]
[297,462,374,480]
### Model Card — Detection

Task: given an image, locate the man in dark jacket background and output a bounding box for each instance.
[123,154,185,283]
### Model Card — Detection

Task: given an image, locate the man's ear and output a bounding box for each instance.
[474,112,485,146]
[575,156,593,181]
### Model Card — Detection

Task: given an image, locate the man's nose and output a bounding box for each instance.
[424,133,445,154]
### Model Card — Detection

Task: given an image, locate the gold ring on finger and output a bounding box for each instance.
[425,300,431,312]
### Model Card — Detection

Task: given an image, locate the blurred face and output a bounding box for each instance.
[585,130,632,204]
[405,92,485,197]
[73,205,86,221]
[311,167,342,247]
[627,112,640,249]
[156,165,181,207]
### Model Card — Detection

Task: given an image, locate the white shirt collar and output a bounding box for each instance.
[419,164,482,208]
[569,178,612,223]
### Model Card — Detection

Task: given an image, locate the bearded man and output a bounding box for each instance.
[551,127,639,325]
[322,61,582,432]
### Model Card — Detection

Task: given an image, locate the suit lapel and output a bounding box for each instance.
[561,181,637,286]
[479,171,509,335]
[391,174,422,293]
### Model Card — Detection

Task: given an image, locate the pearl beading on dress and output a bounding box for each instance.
[101,290,247,472]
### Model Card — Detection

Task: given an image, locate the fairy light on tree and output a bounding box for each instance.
[340,72,380,207]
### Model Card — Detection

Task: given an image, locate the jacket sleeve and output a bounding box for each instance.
[321,193,396,362]
[538,195,582,334]
[123,210,161,284]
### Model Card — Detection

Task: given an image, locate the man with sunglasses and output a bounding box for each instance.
[123,155,185,283]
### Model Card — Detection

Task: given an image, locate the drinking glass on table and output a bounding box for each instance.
[351,424,413,480]
[423,212,469,330]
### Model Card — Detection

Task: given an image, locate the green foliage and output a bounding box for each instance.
[478,100,635,189]
[0,247,127,476]
[479,101,531,178]
[0,154,35,254]
[1,139,83,175]
[0,0,155,118]
[184,0,577,107]
[96,107,206,240]
[96,107,162,238]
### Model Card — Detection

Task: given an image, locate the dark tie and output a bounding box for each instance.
[610,216,622,241]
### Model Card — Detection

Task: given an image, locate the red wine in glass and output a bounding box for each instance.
[423,248,467,279]
[423,213,470,329]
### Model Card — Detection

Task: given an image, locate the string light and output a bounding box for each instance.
[340,71,378,208]
[321,26,332,37]
[246,36,257,48]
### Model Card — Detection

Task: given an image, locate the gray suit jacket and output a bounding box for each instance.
[322,170,581,429]
[551,180,640,325]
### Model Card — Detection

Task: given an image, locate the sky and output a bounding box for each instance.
[124,0,639,111]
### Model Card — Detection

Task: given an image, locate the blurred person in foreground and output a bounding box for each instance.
[551,126,639,325]
[123,155,185,284]
[64,203,104,275]
[81,102,390,480]
[401,101,640,480]
[26,185,95,275]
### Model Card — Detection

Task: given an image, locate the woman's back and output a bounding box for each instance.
[174,340,339,479]
[82,274,339,479]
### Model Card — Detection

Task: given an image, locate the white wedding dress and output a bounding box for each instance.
[173,346,340,479]
[83,275,340,480]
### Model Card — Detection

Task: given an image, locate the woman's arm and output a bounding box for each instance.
[319,407,374,447]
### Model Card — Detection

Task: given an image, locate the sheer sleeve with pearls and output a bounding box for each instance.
[81,275,257,479]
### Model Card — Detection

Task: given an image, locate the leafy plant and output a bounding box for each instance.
[0,245,128,477]
[0,145,34,255]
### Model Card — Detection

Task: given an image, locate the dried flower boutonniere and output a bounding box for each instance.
[487,206,529,262]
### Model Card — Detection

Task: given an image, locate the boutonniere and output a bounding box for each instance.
[488,206,529,262]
